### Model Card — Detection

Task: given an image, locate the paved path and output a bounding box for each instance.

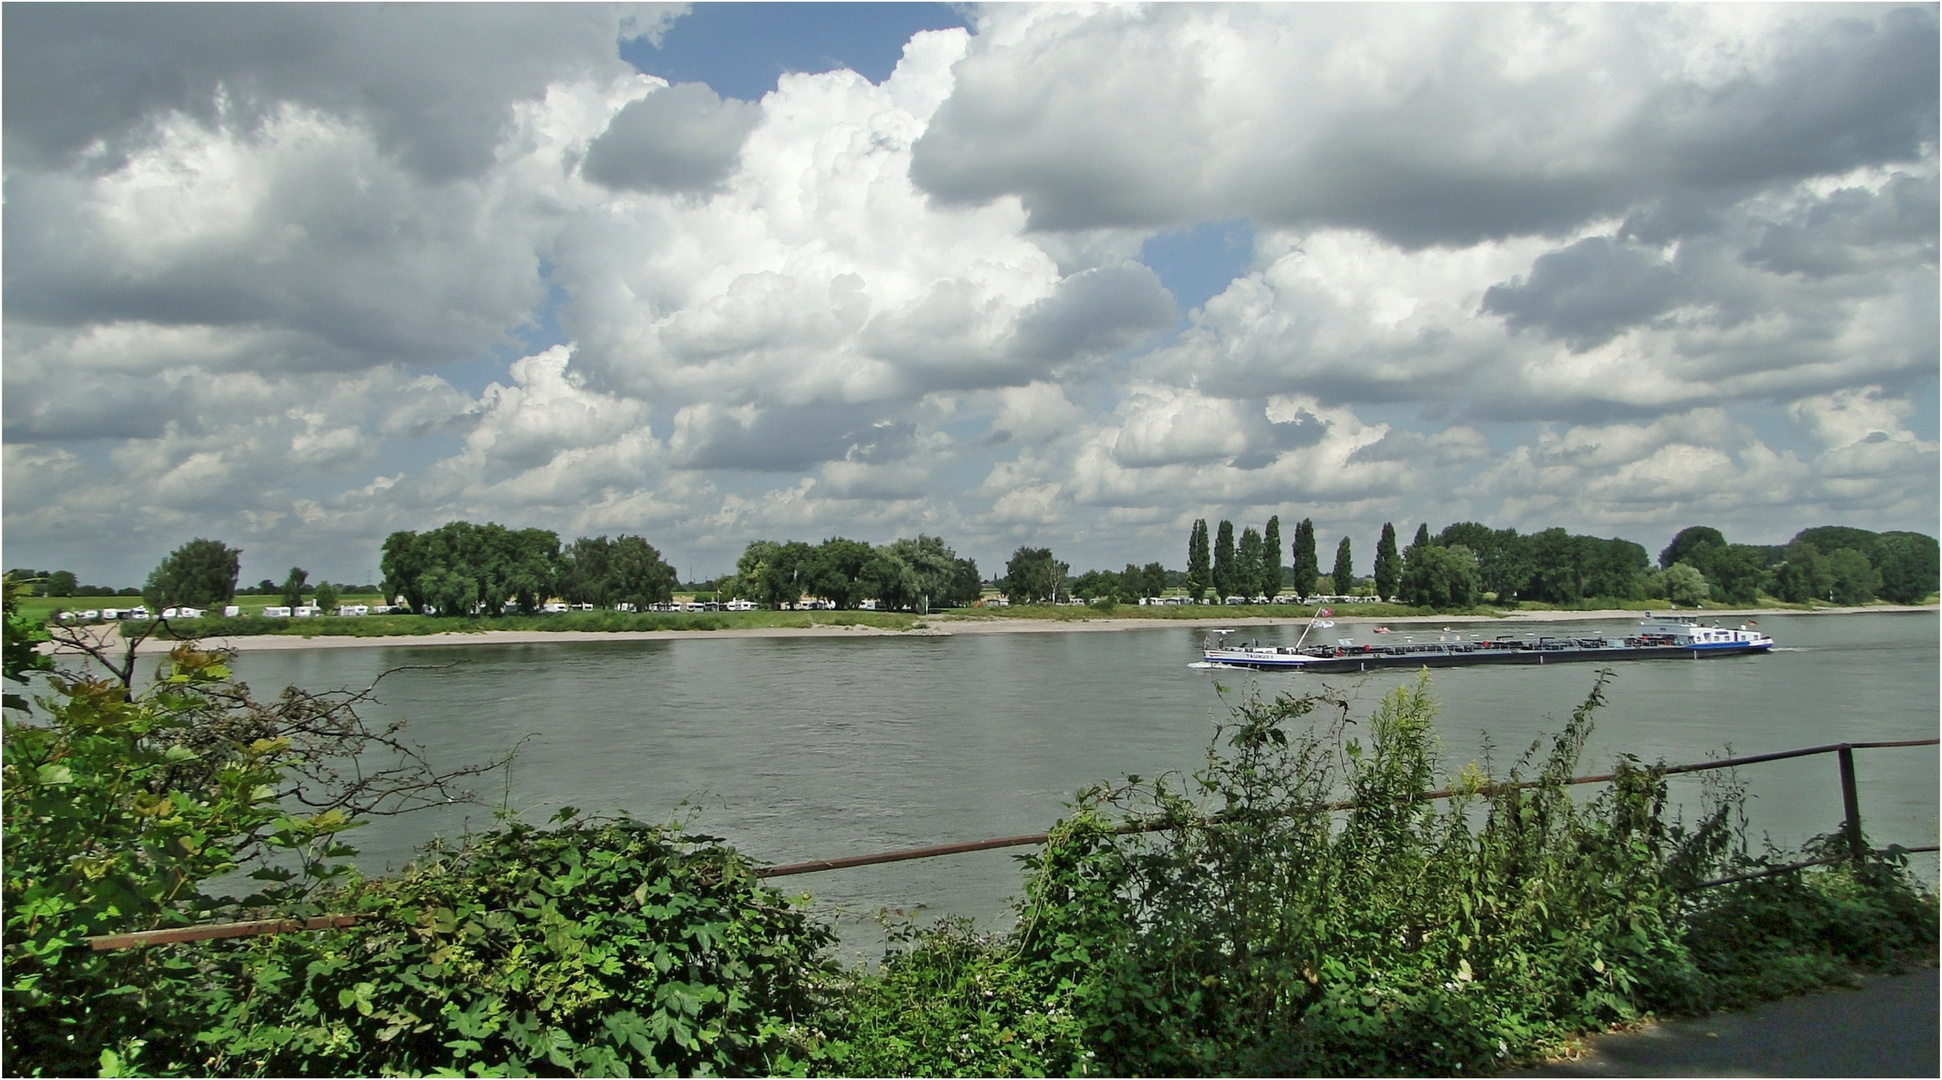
[1520,970,1938,1077]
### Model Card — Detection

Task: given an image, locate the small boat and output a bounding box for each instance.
[1196,613,1774,673]
[1372,626,1391,634]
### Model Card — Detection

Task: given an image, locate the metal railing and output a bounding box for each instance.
[86,737,1938,950]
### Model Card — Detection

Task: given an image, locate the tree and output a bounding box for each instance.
[1374,523,1402,601]
[1660,526,1727,573]
[1825,548,1881,605]
[861,548,919,610]
[378,522,561,616]
[1003,547,1061,604]
[1212,521,1236,599]
[1707,544,1769,605]
[1440,523,1534,601]
[1141,561,1168,599]
[281,567,310,610]
[559,536,616,607]
[1410,523,1431,551]
[1291,518,1319,599]
[1331,537,1355,597]
[1772,541,1832,603]
[313,581,340,614]
[1186,520,1211,601]
[142,539,242,611]
[1261,516,1283,597]
[1237,527,1264,600]
[609,536,677,611]
[945,557,983,608]
[1662,562,1709,606]
[803,538,873,609]
[46,571,77,598]
[1791,527,1881,567]
[1399,544,1480,608]
[1875,532,1940,604]
[880,535,963,613]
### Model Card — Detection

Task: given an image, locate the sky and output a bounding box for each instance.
[3,2,1937,587]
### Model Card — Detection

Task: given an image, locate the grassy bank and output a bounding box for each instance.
[117,607,926,640]
[7,656,1933,1077]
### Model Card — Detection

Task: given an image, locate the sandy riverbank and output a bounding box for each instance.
[39,605,1934,657]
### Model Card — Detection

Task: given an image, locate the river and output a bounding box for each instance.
[218,611,1936,945]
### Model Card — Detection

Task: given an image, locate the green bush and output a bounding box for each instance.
[192,818,835,1077]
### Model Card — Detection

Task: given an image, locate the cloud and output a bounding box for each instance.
[1,3,677,180]
[1481,237,1686,350]
[463,345,649,472]
[1008,263,1177,364]
[0,6,1933,587]
[913,5,1937,246]
[3,100,555,370]
[582,81,762,192]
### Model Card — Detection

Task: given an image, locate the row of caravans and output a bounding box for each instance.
[55,592,1392,623]
[59,603,397,622]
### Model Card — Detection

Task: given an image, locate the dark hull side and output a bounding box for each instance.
[1212,643,1772,673]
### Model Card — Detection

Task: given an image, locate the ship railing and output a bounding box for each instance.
[85,737,1938,951]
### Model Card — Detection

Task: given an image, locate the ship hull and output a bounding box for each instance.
[1201,641,1773,673]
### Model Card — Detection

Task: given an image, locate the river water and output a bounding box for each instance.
[221,612,1937,941]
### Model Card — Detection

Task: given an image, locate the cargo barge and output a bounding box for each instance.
[1193,613,1773,673]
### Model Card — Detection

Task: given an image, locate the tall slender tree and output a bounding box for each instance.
[1291,518,1319,598]
[1237,527,1264,600]
[1412,522,1432,550]
[1331,536,1355,596]
[1186,519,1211,601]
[1213,520,1236,599]
[1261,516,1284,597]
[1375,523,1402,601]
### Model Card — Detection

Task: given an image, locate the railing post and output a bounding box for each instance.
[1837,744,1865,867]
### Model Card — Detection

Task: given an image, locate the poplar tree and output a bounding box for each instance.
[1332,536,1355,595]
[1238,527,1264,600]
[1292,518,1319,598]
[1412,523,1432,550]
[1186,519,1211,601]
[1262,516,1284,597]
[1375,523,1402,601]
[1213,520,1236,600]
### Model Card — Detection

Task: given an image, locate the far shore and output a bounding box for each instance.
[39,604,1937,657]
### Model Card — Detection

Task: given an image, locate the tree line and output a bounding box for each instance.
[724,536,982,612]
[1170,517,1938,608]
[18,515,1939,620]
[379,523,679,616]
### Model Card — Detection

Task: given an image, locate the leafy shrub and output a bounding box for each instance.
[192,817,836,1077]
[809,917,1091,1077]
[2,645,351,1076]
[967,673,1934,1076]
